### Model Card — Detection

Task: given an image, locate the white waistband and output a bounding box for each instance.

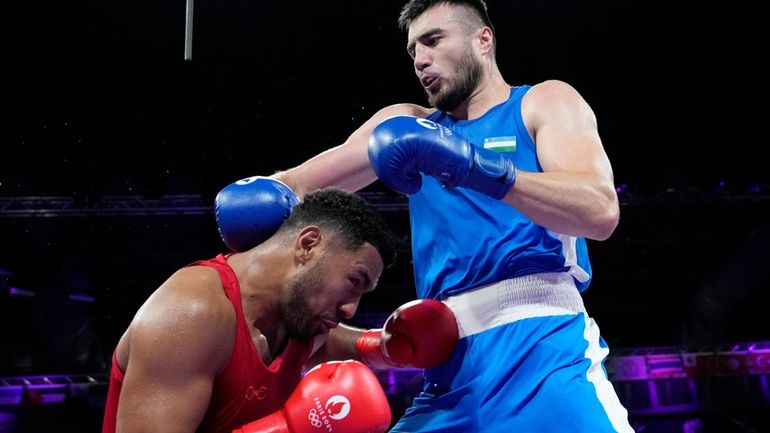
[442,272,586,339]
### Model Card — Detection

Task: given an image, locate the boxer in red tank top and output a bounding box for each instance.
[102,188,397,433]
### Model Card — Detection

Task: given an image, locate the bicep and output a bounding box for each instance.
[117,349,214,433]
[116,277,231,433]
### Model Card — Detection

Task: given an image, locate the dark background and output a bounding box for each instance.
[3,0,768,198]
[1,0,769,430]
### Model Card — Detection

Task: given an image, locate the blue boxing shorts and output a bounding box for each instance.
[389,273,634,433]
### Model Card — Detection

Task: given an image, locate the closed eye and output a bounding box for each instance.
[350,269,373,293]
[407,28,444,59]
[424,35,440,47]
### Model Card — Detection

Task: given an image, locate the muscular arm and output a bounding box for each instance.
[305,323,363,369]
[116,267,234,433]
[274,103,433,198]
[506,80,620,240]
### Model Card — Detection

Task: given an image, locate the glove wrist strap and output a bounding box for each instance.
[466,148,516,199]
[355,329,394,369]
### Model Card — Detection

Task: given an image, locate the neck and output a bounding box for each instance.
[228,248,283,335]
[448,68,509,120]
[227,248,293,363]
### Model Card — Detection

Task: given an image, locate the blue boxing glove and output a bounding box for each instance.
[215,176,299,252]
[367,115,516,199]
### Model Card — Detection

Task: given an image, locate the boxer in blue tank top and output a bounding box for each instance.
[411,85,593,300]
[381,92,631,433]
[232,1,635,431]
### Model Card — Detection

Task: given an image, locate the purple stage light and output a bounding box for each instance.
[712,179,726,194]
[8,287,35,298]
[68,293,95,303]
[0,410,18,424]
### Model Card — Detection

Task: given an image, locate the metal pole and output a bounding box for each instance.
[184,0,194,61]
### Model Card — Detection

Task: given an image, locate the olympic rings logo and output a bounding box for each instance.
[244,385,268,400]
[307,409,323,428]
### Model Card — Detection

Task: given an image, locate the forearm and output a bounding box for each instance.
[273,104,430,198]
[328,323,366,359]
[504,170,619,240]
[307,323,365,367]
[274,144,376,198]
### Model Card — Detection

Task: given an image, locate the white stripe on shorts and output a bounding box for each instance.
[583,314,635,432]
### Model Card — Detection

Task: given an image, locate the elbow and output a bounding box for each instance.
[589,201,620,241]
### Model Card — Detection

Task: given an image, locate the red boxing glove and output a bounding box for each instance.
[356,299,458,369]
[234,360,391,433]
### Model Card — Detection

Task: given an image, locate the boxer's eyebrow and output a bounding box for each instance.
[407,28,443,58]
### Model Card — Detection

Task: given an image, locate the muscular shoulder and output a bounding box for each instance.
[354,102,435,137]
[525,80,585,109]
[374,103,435,120]
[523,80,596,131]
[125,265,236,372]
[139,266,232,323]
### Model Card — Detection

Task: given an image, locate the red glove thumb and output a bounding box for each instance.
[382,299,458,368]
